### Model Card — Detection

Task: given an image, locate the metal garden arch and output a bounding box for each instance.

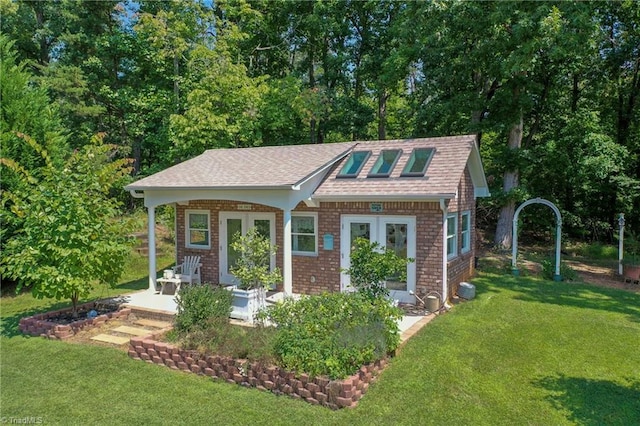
[512,198,563,281]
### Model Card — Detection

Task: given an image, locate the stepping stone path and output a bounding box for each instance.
[90,319,172,346]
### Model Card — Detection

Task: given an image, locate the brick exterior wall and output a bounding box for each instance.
[446,167,477,298]
[174,165,477,303]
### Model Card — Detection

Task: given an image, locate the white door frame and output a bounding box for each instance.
[219,212,276,285]
[340,215,416,303]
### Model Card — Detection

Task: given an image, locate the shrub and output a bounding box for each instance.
[261,292,403,379]
[174,284,233,332]
[230,227,282,290]
[541,258,578,281]
[342,237,414,300]
[179,319,277,364]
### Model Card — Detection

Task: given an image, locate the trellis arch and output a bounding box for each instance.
[512,198,563,281]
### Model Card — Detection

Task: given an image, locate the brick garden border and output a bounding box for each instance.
[19,301,132,340]
[129,329,387,410]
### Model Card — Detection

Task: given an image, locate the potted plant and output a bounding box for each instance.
[229,228,282,321]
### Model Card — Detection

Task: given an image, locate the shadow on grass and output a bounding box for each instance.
[0,301,71,338]
[533,374,640,425]
[0,269,164,338]
[476,273,640,322]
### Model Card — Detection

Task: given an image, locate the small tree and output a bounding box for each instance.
[0,133,134,317]
[230,227,281,290]
[343,237,414,300]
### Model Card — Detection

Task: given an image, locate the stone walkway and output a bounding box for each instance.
[89,318,171,346]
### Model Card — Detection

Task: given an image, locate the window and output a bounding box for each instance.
[368,149,402,177]
[291,213,317,255]
[186,210,210,249]
[338,151,371,177]
[446,213,457,260]
[461,211,471,253]
[402,148,434,176]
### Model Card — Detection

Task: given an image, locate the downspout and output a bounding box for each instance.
[439,199,450,307]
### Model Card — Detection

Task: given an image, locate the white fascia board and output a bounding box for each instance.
[467,143,491,198]
[292,147,354,190]
[141,188,298,210]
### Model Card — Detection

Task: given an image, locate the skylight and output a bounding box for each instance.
[368,149,402,177]
[401,148,434,176]
[338,151,371,178]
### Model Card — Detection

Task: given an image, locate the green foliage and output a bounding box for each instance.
[230,228,282,290]
[343,237,414,301]
[569,242,618,261]
[0,133,134,317]
[541,258,578,282]
[261,292,403,379]
[175,319,276,364]
[174,284,234,333]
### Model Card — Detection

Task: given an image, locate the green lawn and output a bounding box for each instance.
[2,268,639,424]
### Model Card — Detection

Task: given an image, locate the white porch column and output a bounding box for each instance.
[283,209,293,295]
[148,206,157,292]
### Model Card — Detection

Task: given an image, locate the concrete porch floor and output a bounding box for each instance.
[120,289,434,338]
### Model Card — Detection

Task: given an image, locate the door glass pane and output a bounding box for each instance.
[226,218,242,274]
[253,219,272,269]
[350,222,370,248]
[385,223,407,291]
[253,219,271,240]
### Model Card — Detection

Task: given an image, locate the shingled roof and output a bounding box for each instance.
[126,135,488,200]
[126,143,356,190]
[313,135,487,200]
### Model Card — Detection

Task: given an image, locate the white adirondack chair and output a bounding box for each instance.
[172,256,202,289]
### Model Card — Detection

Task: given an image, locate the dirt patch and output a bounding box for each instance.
[477,247,639,293]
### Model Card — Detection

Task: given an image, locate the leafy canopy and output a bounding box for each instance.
[0,133,135,316]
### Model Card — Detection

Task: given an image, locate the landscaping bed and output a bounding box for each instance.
[128,328,387,409]
[19,300,130,340]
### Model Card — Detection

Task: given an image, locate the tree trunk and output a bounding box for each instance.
[173,52,180,112]
[378,90,388,140]
[494,116,523,249]
[71,292,79,319]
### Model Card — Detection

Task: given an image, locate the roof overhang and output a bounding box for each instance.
[311,193,456,202]
[467,137,491,198]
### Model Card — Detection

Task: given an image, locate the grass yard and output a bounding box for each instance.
[2,264,639,424]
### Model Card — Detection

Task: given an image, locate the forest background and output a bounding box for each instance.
[1,0,638,252]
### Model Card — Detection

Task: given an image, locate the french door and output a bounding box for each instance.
[340,215,416,303]
[219,212,276,285]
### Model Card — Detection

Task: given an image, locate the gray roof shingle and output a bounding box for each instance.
[313,135,479,199]
[126,143,356,190]
[126,135,486,201]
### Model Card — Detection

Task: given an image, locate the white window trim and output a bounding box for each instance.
[185,209,211,249]
[446,213,458,260]
[461,211,471,254]
[291,212,318,256]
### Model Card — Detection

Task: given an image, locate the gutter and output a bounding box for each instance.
[312,193,456,202]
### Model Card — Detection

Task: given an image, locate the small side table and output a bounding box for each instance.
[156,277,182,295]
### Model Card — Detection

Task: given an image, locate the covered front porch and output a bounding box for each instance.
[121,288,431,336]
[125,143,357,298]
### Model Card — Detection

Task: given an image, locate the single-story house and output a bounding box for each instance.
[126,135,490,304]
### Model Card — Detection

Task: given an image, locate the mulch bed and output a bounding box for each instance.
[44,301,122,325]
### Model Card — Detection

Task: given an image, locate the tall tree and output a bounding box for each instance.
[1,134,134,317]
